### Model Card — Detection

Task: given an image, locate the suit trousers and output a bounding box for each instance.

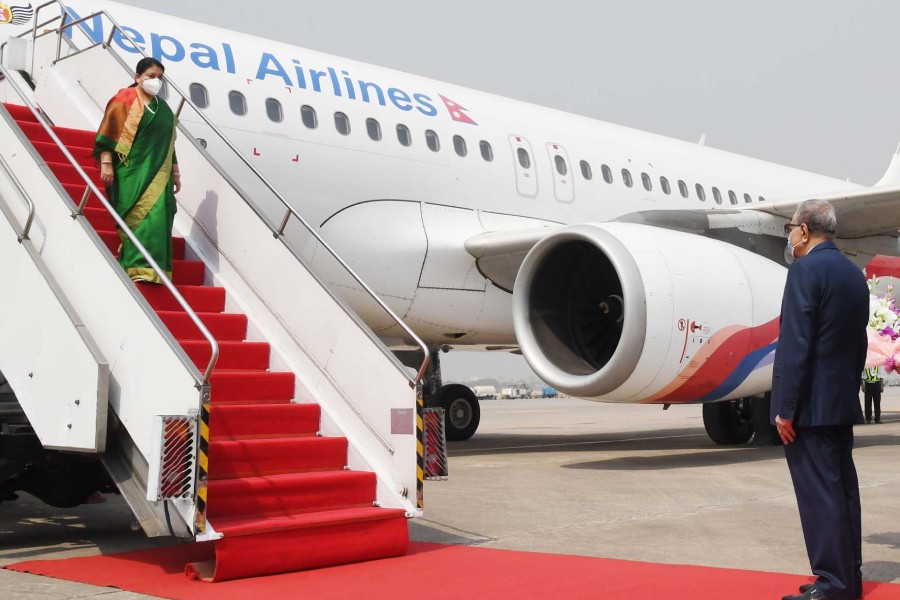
[784,426,862,600]
[864,382,881,422]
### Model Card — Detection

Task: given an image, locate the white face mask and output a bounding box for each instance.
[140,76,162,96]
[784,229,803,265]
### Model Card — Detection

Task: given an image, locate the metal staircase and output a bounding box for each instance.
[0,1,428,581]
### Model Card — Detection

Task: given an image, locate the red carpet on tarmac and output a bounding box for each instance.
[6,541,900,600]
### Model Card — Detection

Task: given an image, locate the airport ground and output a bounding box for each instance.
[2,389,899,598]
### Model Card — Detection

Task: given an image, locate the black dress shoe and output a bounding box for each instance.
[799,583,814,593]
[783,587,832,600]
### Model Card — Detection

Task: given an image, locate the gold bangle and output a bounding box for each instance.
[101,161,112,164]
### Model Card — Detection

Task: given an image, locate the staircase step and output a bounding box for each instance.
[172,259,204,285]
[208,370,295,403]
[157,310,247,341]
[97,231,185,260]
[62,183,104,208]
[181,340,270,371]
[193,508,408,581]
[207,471,375,520]
[138,283,225,313]
[31,140,96,168]
[15,121,96,148]
[207,436,348,479]
[209,403,320,440]
[83,206,117,232]
[214,506,405,538]
[97,230,120,254]
[5,103,40,123]
[46,160,100,188]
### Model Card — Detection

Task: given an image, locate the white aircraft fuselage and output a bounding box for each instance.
[3,1,897,426]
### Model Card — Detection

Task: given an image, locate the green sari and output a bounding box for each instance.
[94,87,177,284]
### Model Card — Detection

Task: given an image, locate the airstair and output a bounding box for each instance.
[0,2,428,581]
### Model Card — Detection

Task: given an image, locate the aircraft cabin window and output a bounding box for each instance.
[266,98,283,123]
[480,140,493,161]
[660,176,671,195]
[228,90,247,116]
[334,112,350,135]
[622,168,633,188]
[712,187,722,205]
[641,172,652,191]
[397,124,412,147]
[678,180,688,198]
[453,135,467,157]
[601,164,613,184]
[425,129,441,152]
[189,83,209,109]
[366,118,382,141]
[759,195,766,202]
[580,160,592,180]
[517,147,531,169]
[555,155,568,176]
[301,105,318,129]
[743,193,752,204]
[696,183,706,201]
[728,190,738,205]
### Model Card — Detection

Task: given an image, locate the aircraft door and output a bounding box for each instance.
[509,135,538,198]
[546,142,573,203]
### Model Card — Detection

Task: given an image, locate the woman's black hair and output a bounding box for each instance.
[128,57,165,87]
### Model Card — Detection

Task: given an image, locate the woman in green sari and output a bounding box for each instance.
[95,57,181,284]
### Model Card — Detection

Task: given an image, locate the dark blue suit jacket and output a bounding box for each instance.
[770,241,869,427]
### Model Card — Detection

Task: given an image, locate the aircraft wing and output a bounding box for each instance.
[465,186,900,292]
[747,185,900,238]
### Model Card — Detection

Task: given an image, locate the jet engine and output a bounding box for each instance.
[512,223,788,404]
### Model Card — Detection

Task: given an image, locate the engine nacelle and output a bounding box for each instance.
[512,223,787,403]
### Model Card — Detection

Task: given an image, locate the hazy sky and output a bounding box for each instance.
[111,0,900,382]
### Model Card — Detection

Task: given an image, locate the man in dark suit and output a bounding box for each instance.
[772,199,870,600]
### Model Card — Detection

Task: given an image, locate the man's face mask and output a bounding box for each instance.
[784,225,803,265]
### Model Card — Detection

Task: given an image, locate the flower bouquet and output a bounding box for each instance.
[866,277,900,374]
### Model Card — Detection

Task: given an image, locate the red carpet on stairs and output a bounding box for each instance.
[7,541,900,600]
[3,102,409,581]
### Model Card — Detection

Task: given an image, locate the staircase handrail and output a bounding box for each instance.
[0,63,220,387]
[0,152,35,241]
[32,0,430,389]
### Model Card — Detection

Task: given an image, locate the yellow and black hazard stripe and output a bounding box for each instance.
[416,383,425,510]
[194,386,211,533]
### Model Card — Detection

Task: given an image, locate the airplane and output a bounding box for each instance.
[2,0,898,451]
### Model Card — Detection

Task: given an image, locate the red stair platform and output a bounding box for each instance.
[3,102,409,581]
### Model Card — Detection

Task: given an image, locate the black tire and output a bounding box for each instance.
[750,393,782,446]
[434,384,481,441]
[702,399,754,445]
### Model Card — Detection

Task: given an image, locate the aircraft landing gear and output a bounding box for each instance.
[750,392,781,446]
[702,398,754,445]
[393,347,481,441]
[433,383,480,441]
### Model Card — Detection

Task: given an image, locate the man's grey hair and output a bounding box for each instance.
[794,199,836,238]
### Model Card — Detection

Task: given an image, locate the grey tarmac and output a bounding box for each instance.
[3,390,899,598]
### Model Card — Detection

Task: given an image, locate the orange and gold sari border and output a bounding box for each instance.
[114,97,144,160]
[127,267,172,284]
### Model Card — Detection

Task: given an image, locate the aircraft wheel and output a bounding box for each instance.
[751,393,781,446]
[702,399,754,445]
[434,384,481,441]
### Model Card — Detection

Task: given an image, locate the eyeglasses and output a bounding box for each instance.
[783,223,804,234]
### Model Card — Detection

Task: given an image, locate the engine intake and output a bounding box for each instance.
[513,224,646,397]
[513,223,786,403]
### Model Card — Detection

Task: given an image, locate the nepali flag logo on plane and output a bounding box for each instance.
[439,94,477,125]
[0,2,33,25]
